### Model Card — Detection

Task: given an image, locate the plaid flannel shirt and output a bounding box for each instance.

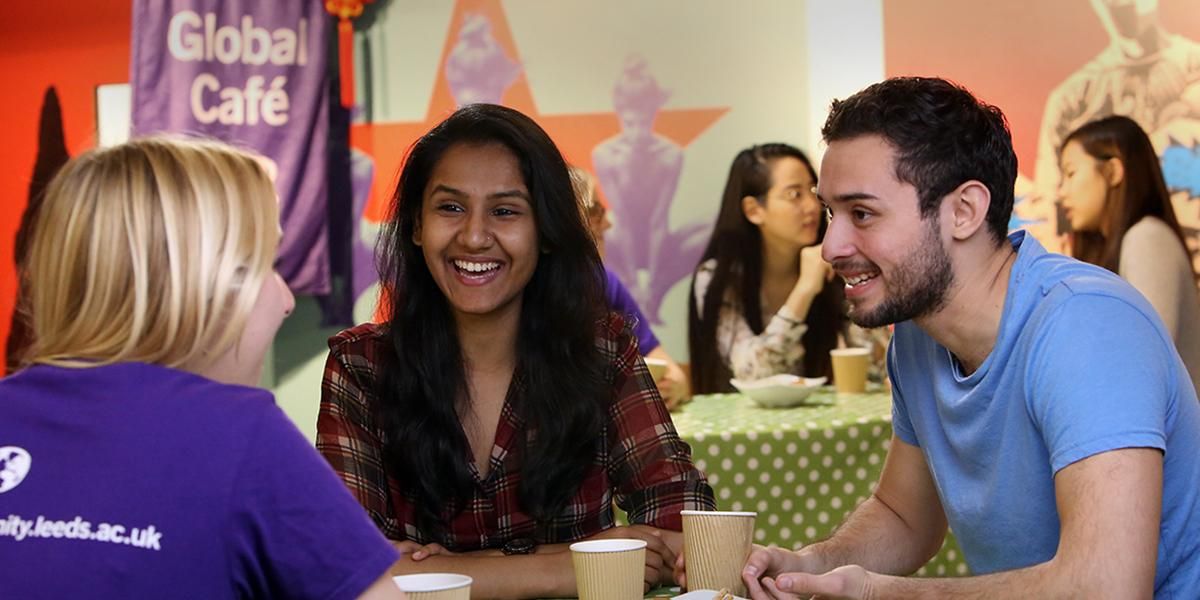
[316,313,715,550]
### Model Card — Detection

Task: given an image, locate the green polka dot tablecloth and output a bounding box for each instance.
[672,389,969,578]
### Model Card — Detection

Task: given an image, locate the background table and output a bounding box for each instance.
[672,389,969,578]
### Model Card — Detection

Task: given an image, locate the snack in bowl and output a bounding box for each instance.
[666,590,748,600]
[729,374,828,408]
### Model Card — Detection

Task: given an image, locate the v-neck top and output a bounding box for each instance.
[317,313,715,550]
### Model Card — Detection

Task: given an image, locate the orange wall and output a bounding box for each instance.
[0,1,131,367]
[884,0,1200,179]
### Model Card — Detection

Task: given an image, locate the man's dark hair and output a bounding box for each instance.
[821,77,1018,245]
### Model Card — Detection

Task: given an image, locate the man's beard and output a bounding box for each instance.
[843,218,954,329]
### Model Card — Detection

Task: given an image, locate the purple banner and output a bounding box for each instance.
[131,0,331,294]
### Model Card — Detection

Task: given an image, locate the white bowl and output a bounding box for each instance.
[730,375,828,408]
[673,591,749,600]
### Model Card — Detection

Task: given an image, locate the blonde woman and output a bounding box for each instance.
[570,165,690,409]
[0,138,404,600]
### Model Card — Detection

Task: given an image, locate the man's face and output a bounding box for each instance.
[818,135,955,328]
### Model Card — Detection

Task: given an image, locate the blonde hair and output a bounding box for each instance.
[23,136,280,369]
[567,165,594,210]
[568,165,602,218]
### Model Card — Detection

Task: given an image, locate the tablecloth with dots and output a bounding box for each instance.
[671,390,969,578]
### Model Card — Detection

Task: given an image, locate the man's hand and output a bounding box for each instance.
[753,565,875,600]
[741,544,807,583]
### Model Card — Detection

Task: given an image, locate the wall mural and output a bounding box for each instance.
[347,0,729,326]
[885,0,1200,275]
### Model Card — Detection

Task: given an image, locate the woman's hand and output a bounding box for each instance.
[673,547,689,589]
[647,349,690,410]
[394,540,457,561]
[796,244,833,297]
[785,245,834,320]
[588,525,678,591]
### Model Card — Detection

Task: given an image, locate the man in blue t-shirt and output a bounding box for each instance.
[732,77,1200,598]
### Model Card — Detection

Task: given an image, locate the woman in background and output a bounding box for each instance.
[570,165,690,409]
[318,104,713,599]
[1058,115,1200,393]
[688,143,844,394]
[0,137,403,599]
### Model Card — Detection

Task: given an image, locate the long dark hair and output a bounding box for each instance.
[687,143,844,394]
[1061,115,1190,274]
[376,104,609,536]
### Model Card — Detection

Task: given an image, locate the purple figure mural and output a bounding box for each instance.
[592,56,710,323]
[445,13,521,106]
[350,147,381,322]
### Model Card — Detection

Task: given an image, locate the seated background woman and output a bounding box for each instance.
[570,165,690,410]
[1058,115,1200,393]
[317,104,714,599]
[0,138,403,599]
[688,143,844,394]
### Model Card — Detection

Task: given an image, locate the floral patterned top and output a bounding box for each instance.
[692,259,809,381]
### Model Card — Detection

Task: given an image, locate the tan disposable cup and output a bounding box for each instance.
[830,347,870,394]
[392,573,472,600]
[682,510,756,596]
[570,538,647,600]
[643,357,669,381]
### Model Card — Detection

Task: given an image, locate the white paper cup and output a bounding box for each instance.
[682,510,757,596]
[570,538,647,600]
[392,573,472,600]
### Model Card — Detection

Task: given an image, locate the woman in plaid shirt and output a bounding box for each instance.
[317,104,714,598]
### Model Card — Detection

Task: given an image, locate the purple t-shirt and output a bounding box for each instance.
[605,268,659,354]
[0,363,399,599]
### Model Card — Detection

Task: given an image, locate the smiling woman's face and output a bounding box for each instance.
[416,142,539,323]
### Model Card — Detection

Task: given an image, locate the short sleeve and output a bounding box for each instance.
[228,403,399,600]
[1027,293,1173,474]
[886,338,919,447]
[605,270,660,354]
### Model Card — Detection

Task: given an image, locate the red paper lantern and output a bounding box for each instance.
[325,0,374,108]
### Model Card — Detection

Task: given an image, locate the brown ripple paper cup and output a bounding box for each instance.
[682,510,757,596]
[830,347,870,394]
[392,573,472,600]
[570,538,647,600]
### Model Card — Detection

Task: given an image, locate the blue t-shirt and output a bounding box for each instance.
[605,267,660,354]
[889,231,1200,597]
[0,363,399,599]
